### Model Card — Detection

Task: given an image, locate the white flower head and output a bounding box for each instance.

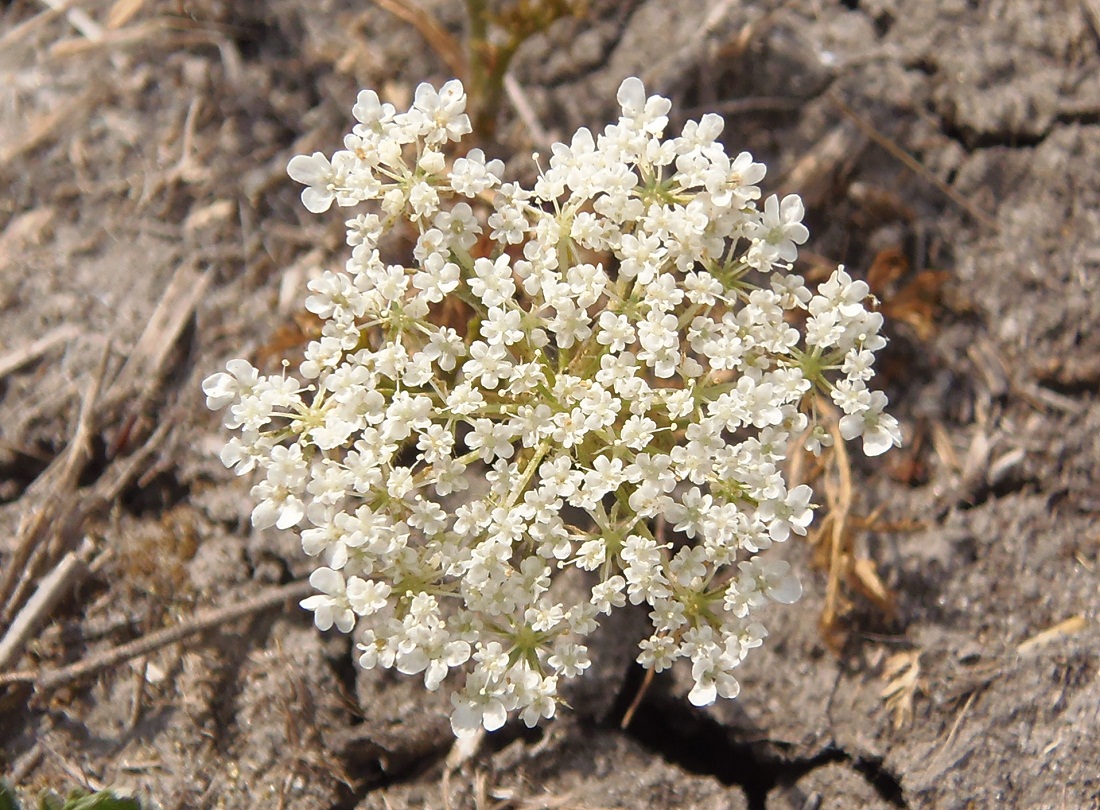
[208,76,899,737]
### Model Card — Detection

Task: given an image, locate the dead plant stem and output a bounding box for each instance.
[0,580,312,692]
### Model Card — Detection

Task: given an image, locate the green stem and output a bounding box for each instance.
[463,0,505,142]
[504,439,551,510]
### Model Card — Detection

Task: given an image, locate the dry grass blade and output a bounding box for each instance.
[0,344,107,623]
[801,396,899,647]
[107,263,211,405]
[369,0,466,77]
[938,690,977,758]
[619,666,654,729]
[0,208,56,259]
[0,324,79,380]
[504,72,553,149]
[880,649,921,729]
[48,17,212,58]
[0,580,312,691]
[36,0,103,40]
[0,399,171,630]
[821,412,854,647]
[850,557,895,616]
[0,539,95,671]
[105,0,146,29]
[0,1,69,49]
[7,741,45,786]
[892,272,952,338]
[0,84,106,168]
[1017,615,1087,656]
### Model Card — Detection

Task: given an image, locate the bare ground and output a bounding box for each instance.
[1,1,1098,808]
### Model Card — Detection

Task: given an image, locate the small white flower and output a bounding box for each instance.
[450,148,504,196]
[746,194,810,269]
[757,484,815,542]
[347,578,391,616]
[739,556,803,605]
[202,359,258,410]
[287,152,338,213]
[839,390,903,456]
[300,567,356,632]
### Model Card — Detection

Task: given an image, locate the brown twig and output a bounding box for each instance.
[368,0,466,77]
[7,741,45,786]
[47,16,208,58]
[826,89,997,230]
[618,666,654,729]
[0,580,312,692]
[778,121,864,208]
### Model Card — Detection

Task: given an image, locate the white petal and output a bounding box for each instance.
[309,566,344,596]
[768,573,803,605]
[353,89,382,123]
[287,152,330,185]
[779,194,805,223]
[862,418,897,455]
[301,187,334,214]
[225,358,256,381]
[839,413,864,441]
[617,77,646,116]
[763,194,780,221]
[482,699,508,732]
[251,499,279,529]
[413,81,439,111]
[698,112,725,140]
[300,600,334,631]
[444,640,471,667]
[424,659,448,691]
[334,608,356,634]
[450,702,482,738]
[717,673,741,700]
[201,372,234,409]
[863,424,897,457]
[275,496,305,529]
[688,677,718,707]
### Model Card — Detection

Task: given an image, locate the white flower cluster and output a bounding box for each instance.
[204,78,900,736]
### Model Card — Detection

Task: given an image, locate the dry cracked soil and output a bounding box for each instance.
[1,0,1098,808]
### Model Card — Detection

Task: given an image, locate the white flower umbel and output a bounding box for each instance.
[204,77,901,737]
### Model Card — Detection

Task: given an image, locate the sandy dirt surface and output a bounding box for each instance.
[1,1,1098,808]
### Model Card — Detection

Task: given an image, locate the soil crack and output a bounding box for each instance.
[614,678,907,810]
